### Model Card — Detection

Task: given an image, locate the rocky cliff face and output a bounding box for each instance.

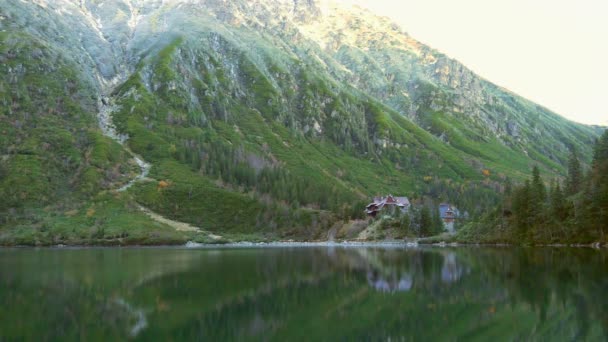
[3,0,597,148]
[0,0,602,238]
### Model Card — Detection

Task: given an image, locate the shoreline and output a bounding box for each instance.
[1,240,606,249]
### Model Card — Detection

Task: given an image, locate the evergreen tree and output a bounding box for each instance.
[530,166,546,226]
[485,132,608,244]
[432,205,444,234]
[400,213,411,234]
[549,182,566,221]
[589,130,608,239]
[531,166,547,205]
[592,130,608,168]
[512,180,532,235]
[419,206,432,237]
[566,148,583,196]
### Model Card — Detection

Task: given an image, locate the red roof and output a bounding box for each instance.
[365,195,410,215]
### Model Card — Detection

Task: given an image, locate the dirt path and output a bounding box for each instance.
[138,205,222,240]
[97,87,221,238]
[136,205,200,232]
[83,4,217,240]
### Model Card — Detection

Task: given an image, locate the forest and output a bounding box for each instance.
[459,129,608,244]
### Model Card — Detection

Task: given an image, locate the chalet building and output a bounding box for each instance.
[439,203,459,233]
[365,195,410,217]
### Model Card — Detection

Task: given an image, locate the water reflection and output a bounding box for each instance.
[367,270,412,293]
[440,252,468,284]
[333,248,469,293]
[1,247,607,340]
[114,298,147,337]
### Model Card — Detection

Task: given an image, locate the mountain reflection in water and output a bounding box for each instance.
[1,247,607,341]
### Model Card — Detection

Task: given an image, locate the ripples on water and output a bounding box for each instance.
[0,246,607,340]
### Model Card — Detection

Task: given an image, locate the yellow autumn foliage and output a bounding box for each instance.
[158,180,170,189]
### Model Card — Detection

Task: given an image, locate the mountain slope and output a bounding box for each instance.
[0,0,601,243]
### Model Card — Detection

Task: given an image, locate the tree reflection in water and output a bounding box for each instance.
[1,247,607,340]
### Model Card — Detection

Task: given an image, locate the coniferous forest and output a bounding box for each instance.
[459,130,608,244]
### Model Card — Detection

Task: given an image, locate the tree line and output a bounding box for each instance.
[476,129,608,244]
[174,137,367,218]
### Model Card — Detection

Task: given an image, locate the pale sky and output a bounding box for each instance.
[338,0,608,126]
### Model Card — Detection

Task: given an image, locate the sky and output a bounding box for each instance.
[338,0,608,126]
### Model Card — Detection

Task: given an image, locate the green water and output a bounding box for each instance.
[1,246,607,341]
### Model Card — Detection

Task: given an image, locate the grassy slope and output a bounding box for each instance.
[104,32,600,239]
[0,31,190,245]
[337,40,600,178]
[108,35,504,237]
[0,9,601,244]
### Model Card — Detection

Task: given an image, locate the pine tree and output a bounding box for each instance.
[566,148,582,196]
[592,130,608,168]
[550,182,566,221]
[589,130,608,240]
[400,213,411,234]
[419,206,432,237]
[529,166,547,229]
[487,131,608,243]
[432,205,444,234]
[512,180,532,236]
[531,166,547,205]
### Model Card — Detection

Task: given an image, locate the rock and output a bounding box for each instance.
[507,121,519,137]
[30,48,43,59]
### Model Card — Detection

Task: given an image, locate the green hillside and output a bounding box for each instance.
[0,0,602,244]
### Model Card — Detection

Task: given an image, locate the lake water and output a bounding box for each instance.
[1,246,607,341]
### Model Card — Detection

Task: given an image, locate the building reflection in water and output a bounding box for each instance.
[345,248,469,293]
[367,270,413,293]
[441,252,467,284]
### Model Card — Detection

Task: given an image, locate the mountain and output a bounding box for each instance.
[0,0,602,244]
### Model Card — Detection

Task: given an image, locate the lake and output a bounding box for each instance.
[1,246,607,341]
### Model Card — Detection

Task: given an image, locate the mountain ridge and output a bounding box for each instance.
[0,0,601,244]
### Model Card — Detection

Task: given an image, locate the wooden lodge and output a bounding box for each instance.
[365,195,410,217]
